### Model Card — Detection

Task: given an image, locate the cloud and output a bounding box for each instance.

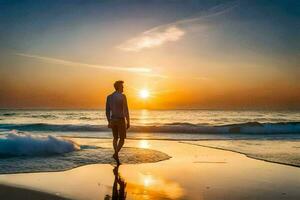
[117,1,238,52]
[15,53,152,73]
[118,26,185,52]
[14,53,212,81]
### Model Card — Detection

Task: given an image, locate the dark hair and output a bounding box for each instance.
[114,80,124,90]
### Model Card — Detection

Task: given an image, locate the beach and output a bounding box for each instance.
[0,138,300,200]
[1,0,299,199]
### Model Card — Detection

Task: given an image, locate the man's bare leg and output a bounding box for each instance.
[113,138,119,162]
[112,138,124,165]
[117,138,125,153]
[113,138,118,154]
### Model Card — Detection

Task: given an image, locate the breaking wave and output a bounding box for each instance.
[0,131,80,157]
[0,122,300,134]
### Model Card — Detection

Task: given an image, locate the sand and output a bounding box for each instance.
[0,184,71,200]
[0,138,300,200]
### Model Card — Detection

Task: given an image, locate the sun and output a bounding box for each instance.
[139,89,150,99]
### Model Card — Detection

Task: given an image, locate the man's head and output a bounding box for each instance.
[114,80,124,93]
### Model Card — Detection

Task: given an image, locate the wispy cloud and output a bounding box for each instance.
[117,1,238,52]
[15,53,152,73]
[118,26,185,52]
[15,53,213,81]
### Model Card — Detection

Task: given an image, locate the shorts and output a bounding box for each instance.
[110,118,126,139]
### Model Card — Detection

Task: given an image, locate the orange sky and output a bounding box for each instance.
[0,1,299,109]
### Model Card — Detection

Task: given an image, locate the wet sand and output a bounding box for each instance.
[0,138,300,200]
[0,184,71,200]
[182,140,300,167]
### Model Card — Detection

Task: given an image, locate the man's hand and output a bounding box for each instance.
[126,123,130,129]
[108,121,112,128]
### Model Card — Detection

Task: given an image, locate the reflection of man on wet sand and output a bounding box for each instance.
[112,166,127,200]
[104,166,127,200]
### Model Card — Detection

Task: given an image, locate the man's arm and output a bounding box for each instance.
[105,96,111,126]
[123,95,130,129]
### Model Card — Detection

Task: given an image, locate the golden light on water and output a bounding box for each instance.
[139,89,150,99]
[143,175,154,187]
[139,140,150,149]
[133,173,184,199]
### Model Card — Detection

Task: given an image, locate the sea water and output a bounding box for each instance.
[0,109,299,139]
[0,109,299,173]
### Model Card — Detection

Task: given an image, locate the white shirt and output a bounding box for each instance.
[106,91,129,121]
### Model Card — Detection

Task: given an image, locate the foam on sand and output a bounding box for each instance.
[0,131,170,174]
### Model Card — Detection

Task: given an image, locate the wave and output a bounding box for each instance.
[2,113,16,116]
[0,131,80,157]
[30,114,58,119]
[0,122,300,134]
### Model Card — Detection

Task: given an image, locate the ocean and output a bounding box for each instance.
[0,109,299,173]
[0,109,300,139]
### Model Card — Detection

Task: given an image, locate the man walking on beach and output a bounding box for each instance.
[106,80,130,164]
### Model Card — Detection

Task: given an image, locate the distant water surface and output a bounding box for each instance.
[1,109,299,125]
[0,109,299,139]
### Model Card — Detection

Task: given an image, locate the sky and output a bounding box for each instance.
[0,0,299,109]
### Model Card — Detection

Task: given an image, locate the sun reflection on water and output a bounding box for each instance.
[142,175,154,187]
[139,140,150,149]
[125,172,184,199]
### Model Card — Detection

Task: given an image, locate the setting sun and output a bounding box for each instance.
[139,89,150,99]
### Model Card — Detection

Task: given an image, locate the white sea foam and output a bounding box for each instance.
[0,131,80,157]
[0,138,170,174]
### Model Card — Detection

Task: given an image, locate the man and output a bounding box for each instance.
[106,80,130,164]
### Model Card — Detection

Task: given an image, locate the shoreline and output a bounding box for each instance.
[0,138,300,200]
[180,141,300,168]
